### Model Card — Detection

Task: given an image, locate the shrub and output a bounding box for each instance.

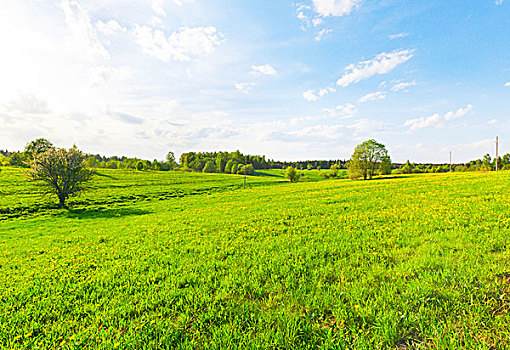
[27,147,93,208]
[285,166,299,182]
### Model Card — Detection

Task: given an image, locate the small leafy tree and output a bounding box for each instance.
[245,164,255,175]
[27,147,93,208]
[285,166,299,182]
[166,151,177,170]
[348,139,390,180]
[136,161,145,171]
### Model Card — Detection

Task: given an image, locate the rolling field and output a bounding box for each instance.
[1,168,510,349]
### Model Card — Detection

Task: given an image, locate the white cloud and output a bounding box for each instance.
[347,119,387,134]
[315,28,332,41]
[488,118,498,124]
[251,64,277,76]
[504,82,510,87]
[389,33,408,39]
[61,0,110,60]
[312,0,361,17]
[302,87,336,101]
[96,19,127,35]
[496,0,503,5]
[235,82,255,94]
[336,49,414,87]
[136,0,193,17]
[134,25,223,62]
[323,103,357,118]
[303,90,319,101]
[312,18,323,26]
[404,104,473,131]
[358,91,386,103]
[4,92,51,115]
[391,80,416,92]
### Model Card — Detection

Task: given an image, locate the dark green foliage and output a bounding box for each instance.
[202,161,216,173]
[136,161,144,171]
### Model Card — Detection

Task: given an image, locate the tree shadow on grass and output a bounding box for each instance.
[92,172,117,179]
[66,207,151,219]
[369,175,413,181]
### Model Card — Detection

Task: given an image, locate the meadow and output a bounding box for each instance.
[0,167,509,349]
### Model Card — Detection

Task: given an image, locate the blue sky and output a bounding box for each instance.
[0,0,508,163]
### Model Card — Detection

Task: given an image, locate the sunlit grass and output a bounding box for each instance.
[0,168,509,348]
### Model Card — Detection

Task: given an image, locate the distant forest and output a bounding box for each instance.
[1,147,509,174]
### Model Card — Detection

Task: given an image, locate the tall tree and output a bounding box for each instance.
[348,139,390,180]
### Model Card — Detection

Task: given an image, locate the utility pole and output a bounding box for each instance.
[450,151,452,172]
[243,156,246,189]
[495,136,499,171]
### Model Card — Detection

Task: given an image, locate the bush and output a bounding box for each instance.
[136,161,144,171]
[245,164,255,175]
[285,166,299,182]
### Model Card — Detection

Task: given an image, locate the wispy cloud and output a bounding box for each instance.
[235,82,255,94]
[404,105,473,131]
[389,33,408,39]
[96,19,127,35]
[391,80,416,92]
[61,0,110,60]
[336,49,414,87]
[302,87,336,101]
[251,64,277,76]
[323,103,357,118]
[315,28,332,41]
[133,25,223,62]
[311,0,361,17]
[358,91,386,103]
[4,91,51,114]
[504,82,510,87]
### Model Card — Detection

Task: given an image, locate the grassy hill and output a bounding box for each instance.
[0,168,509,348]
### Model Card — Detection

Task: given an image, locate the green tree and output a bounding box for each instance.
[400,160,413,174]
[231,163,239,174]
[245,164,255,175]
[379,156,392,175]
[347,139,390,180]
[216,154,227,173]
[225,159,236,174]
[166,151,177,169]
[25,138,53,158]
[136,161,145,171]
[482,154,492,171]
[27,147,93,208]
[203,161,217,173]
[285,166,299,182]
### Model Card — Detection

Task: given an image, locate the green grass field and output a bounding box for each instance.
[1,168,509,349]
